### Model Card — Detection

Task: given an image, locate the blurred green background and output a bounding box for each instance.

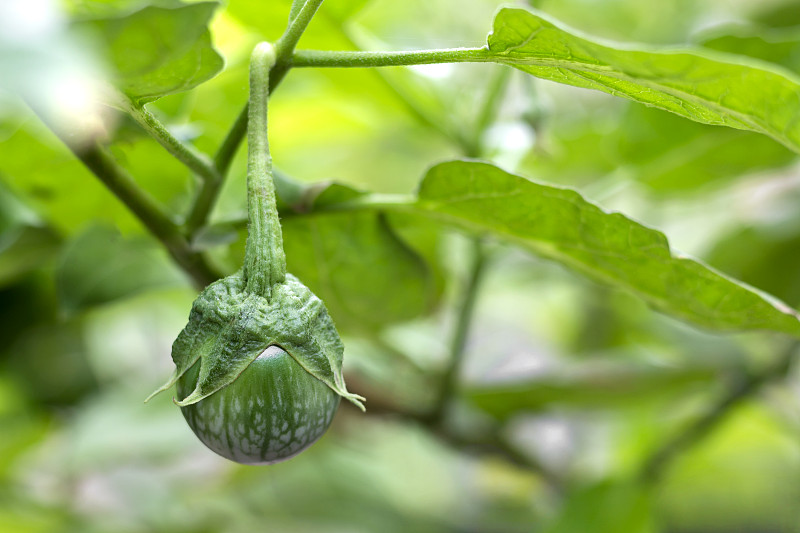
[2,0,800,531]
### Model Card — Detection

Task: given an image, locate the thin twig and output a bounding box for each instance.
[37,124,219,289]
[213,104,249,178]
[197,1,326,234]
[292,48,491,69]
[126,103,220,185]
[288,0,305,22]
[212,66,293,176]
[186,104,251,234]
[429,239,487,423]
[639,342,798,484]
[275,0,326,62]
[312,11,469,154]
[123,101,231,235]
[341,387,562,491]
[469,66,513,156]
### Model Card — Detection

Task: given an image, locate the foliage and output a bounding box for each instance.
[2,0,800,531]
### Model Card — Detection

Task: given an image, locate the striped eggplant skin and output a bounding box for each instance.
[177,345,340,465]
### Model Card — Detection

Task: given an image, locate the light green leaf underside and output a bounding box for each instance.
[413,161,800,336]
[76,2,224,104]
[487,8,800,153]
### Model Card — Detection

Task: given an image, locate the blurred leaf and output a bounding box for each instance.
[322,0,372,22]
[0,180,39,232]
[753,2,800,29]
[0,118,193,236]
[0,184,60,288]
[75,2,224,105]
[0,226,61,288]
[281,184,438,331]
[415,161,800,335]
[534,0,701,44]
[488,8,800,153]
[227,0,368,48]
[0,278,57,350]
[384,211,446,301]
[530,104,796,194]
[56,225,186,314]
[0,503,70,533]
[658,404,800,531]
[190,221,239,251]
[0,274,97,408]
[6,319,99,406]
[65,0,189,17]
[544,481,656,533]
[618,105,797,193]
[106,126,195,210]
[707,222,800,308]
[0,124,141,235]
[467,362,714,419]
[0,1,102,123]
[700,26,800,72]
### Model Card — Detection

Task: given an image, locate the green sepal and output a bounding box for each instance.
[147,271,365,410]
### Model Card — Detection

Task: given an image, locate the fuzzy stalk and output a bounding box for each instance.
[243,42,286,298]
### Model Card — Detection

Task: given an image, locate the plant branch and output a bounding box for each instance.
[341,381,562,491]
[313,11,473,157]
[429,238,487,424]
[121,102,234,236]
[199,0,322,233]
[469,66,512,156]
[639,342,798,484]
[275,0,325,63]
[292,47,491,69]
[213,104,249,177]
[127,103,220,185]
[288,0,305,22]
[376,71,460,149]
[187,103,250,235]
[190,69,294,234]
[35,116,219,289]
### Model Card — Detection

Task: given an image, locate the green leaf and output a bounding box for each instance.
[487,8,800,153]
[415,161,800,336]
[543,482,656,533]
[699,26,800,73]
[6,318,98,406]
[227,0,369,50]
[657,404,800,530]
[528,104,796,194]
[0,183,61,287]
[0,125,141,235]
[617,106,796,193]
[75,2,224,105]
[467,362,714,419]
[56,225,186,314]
[282,184,438,332]
[0,118,196,237]
[0,226,61,288]
[707,220,800,308]
[754,3,800,29]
